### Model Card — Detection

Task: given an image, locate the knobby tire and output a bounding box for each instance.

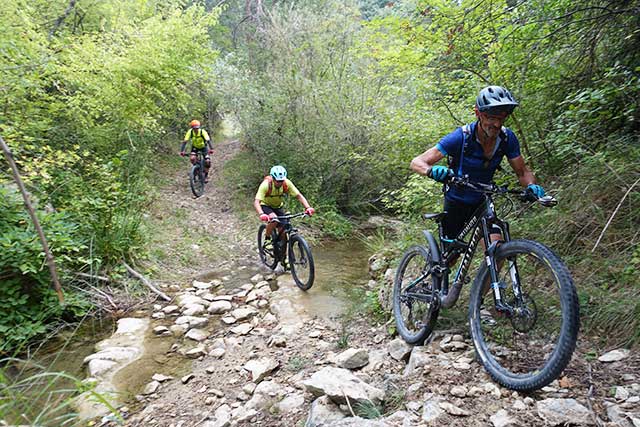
[257,225,278,269]
[393,245,440,345]
[468,239,579,392]
[288,234,315,290]
[189,164,205,197]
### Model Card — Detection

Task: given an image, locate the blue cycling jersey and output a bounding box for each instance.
[436,121,521,204]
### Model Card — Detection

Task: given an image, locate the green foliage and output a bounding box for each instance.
[0,188,91,352]
[216,1,404,214]
[354,400,383,419]
[312,209,354,239]
[382,174,442,219]
[336,324,350,349]
[0,0,225,352]
[286,356,310,372]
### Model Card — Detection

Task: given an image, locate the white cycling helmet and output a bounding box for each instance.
[270,165,287,181]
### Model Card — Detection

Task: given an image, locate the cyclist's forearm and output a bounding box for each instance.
[516,165,537,187]
[296,194,311,210]
[411,147,444,176]
[180,141,187,152]
[254,199,265,215]
[206,140,213,150]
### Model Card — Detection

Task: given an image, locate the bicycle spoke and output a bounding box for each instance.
[393,246,439,344]
[470,240,578,391]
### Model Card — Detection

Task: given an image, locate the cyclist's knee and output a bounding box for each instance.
[205,158,211,168]
[189,154,197,164]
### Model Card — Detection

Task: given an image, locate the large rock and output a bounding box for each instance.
[404,346,431,376]
[231,307,259,321]
[536,398,595,425]
[388,338,412,361]
[176,294,207,307]
[599,349,630,363]
[185,328,208,342]
[208,300,233,314]
[421,394,445,423]
[182,304,206,316]
[490,409,518,427]
[335,348,369,370]
[368,253,389,280]
[244,357,279,382]
[305,396,347,427]
[203,404,231,427]
[175,316,208,328]
[230,323,253,335]
[302,367,385,406]
[275,392,305,414]
[245,380,286,410]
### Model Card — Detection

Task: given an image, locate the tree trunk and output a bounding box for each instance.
[0,135,65,303]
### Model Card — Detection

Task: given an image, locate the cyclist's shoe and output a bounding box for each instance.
[281,260,290,271]
[204,176,210,183]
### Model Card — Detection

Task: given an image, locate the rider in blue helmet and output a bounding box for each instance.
[254,165,315,268]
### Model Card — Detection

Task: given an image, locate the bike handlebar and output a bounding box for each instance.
[268,212,309,223]
[446,175,558,207]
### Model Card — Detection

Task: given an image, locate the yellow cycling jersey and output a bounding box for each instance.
[255,178,300,208]
[183,129,210,149]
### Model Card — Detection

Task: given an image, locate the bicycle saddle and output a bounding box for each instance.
[423,213,446,221]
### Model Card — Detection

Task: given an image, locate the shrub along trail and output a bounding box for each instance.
[113,140,640,427]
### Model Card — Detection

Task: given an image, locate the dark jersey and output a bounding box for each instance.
[436,121,521,204]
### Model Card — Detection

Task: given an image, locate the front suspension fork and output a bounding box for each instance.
[481,218,523,316]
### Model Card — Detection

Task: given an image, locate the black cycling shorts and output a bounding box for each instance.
[190,147,210,158]
[443,198,501,239]
[261,206,288,224]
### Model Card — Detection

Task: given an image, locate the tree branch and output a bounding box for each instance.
[122,261,171,301]
[48,0,77,40]
[0,135,64,303]
[591,177,640,253]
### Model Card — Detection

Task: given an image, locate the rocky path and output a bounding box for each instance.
[93,140,639,427]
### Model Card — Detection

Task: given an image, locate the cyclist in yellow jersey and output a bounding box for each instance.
[180,119,214,182]
[254,165,315,257]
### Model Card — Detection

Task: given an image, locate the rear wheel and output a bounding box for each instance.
[468,239,579,392]
[288,234,314,290]
[257,225,278,269]
[189,164,205,197]
[393,245,440,345]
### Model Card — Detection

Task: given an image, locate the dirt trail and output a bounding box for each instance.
[112,139,640,427]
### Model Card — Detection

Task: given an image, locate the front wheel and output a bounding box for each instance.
[189,164,205,197]
[468,239,579,392]
[393,245,440,345]
[288,234,315,290]
[257,225,278,269]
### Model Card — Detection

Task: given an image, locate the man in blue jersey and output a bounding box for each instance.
[410,85,545,244]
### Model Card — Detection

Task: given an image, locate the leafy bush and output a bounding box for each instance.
[0,187,90,352]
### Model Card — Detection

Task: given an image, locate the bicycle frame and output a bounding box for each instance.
[408,180,533,315]
[437,193,512,304]
[270,213,305,260]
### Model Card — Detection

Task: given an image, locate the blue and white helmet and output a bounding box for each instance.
[476,86,519,114]
[270,165,287,181]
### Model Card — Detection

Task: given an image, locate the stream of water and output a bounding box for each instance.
[3,237,371,424]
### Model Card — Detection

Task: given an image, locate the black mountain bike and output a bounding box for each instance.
[189,151,206,197]
[393,175,579,392]
[257,213,315,290]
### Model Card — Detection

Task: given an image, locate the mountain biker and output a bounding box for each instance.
[410,85,546,253]
[254,165,315,268]
[180,120,214,183]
